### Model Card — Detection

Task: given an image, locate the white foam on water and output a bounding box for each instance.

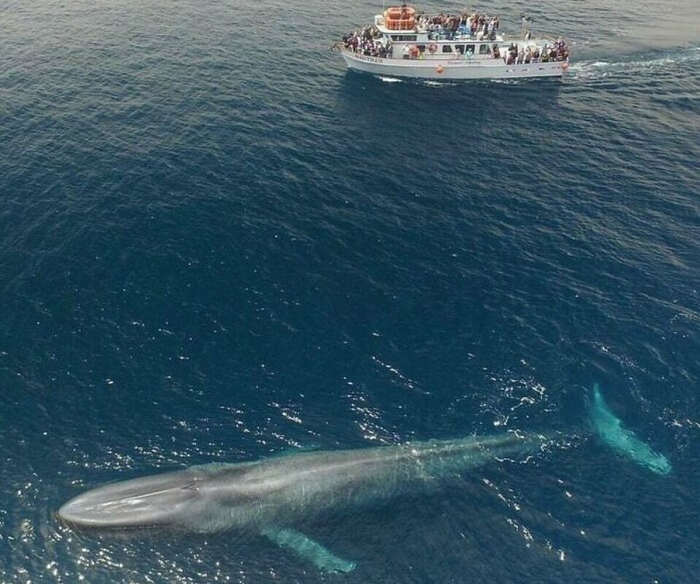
[570,47,700,80]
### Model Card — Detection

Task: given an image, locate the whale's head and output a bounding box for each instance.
[57,470,200,530]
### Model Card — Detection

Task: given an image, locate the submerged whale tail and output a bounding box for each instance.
[589,383,671,475]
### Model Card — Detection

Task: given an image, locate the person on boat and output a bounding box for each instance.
[384,39,393,57]
[506,43,517,64]
[554,38,569,60]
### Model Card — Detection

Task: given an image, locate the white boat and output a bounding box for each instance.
[335,6,570,80]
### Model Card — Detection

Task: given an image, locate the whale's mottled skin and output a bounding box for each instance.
[58,385,671,572]
[58,432,547,571]
[58,432,545,531]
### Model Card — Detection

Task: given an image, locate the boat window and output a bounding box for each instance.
[391,34,418,41]
[455,45,465,54]
[466,44,475,54]
[478,44,491,55]
[442,45,453,53]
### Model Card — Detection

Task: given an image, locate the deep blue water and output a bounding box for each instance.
[1,0,699,582]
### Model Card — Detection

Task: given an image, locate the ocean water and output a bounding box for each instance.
[1,0,699,582]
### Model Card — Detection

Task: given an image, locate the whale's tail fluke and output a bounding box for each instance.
[589,383,671,475]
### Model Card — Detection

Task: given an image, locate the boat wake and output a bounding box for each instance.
[422,80,458,88]
[375,76,457,87]
[570,47,700,80]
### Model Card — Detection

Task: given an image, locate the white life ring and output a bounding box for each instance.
[428,43,438,54]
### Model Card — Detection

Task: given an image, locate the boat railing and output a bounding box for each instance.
[426,27,499,41]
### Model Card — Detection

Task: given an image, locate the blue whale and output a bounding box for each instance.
[58,432,547,571]
[58,385,671,572]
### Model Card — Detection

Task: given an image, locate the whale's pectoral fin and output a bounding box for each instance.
[590,383,672,476]
[262,527,356,573]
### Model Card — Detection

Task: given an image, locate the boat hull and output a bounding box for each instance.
[341,51,568,80]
